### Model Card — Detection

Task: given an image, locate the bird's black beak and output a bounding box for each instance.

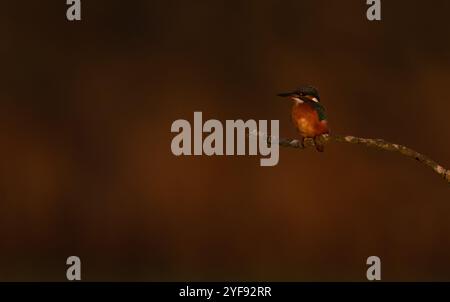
[277,92,295,97]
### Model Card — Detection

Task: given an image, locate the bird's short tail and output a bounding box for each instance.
[315,143,325,152]
[314,137,325,152]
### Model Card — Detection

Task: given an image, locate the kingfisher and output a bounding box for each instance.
[277,86,330,152]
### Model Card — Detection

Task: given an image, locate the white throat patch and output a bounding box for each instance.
[292,97,304,104]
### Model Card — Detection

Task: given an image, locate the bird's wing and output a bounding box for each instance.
[308,101,327,121]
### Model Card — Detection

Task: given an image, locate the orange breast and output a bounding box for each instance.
[291,103,329,137]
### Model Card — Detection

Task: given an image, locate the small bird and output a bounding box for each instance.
[277,86,330,152]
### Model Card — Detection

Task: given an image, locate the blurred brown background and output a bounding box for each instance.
[0,0,449,281]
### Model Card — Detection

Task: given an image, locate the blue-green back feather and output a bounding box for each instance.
[308,101,327,121]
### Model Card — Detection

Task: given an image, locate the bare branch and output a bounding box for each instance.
[253,131,450,183]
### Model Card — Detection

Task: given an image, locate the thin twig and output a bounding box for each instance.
[253,131,450,183]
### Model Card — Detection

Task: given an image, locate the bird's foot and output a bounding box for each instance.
[300,137,306,149]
